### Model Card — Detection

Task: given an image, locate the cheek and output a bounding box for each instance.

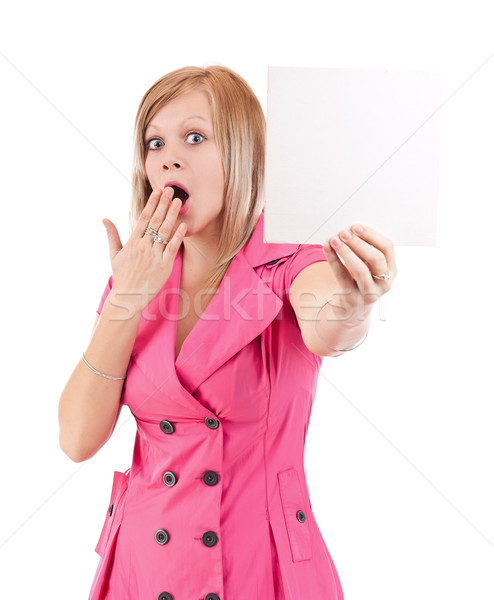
[144,153,156,176]
[212,157,225,189]
[216,166,225,191]
[203,157,224,190]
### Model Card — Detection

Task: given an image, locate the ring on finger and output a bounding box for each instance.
[145,227,159,237]
[372,271,390,281]
[153,234,168,245]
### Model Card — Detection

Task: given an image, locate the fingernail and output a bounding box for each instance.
[353,225,363,234]
[331,237,341,248]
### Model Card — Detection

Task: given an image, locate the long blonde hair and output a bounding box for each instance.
[129,65,265,294]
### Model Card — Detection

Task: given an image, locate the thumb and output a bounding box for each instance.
[102,219,123,260]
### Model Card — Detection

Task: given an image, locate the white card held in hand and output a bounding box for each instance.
[264,66,443,247]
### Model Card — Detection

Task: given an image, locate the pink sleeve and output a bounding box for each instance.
[268,243,330,355]
[280,244,328,293]
[96,274,113,315]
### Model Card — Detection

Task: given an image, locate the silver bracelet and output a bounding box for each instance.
[313,300,368,352]
[82,353,127,380]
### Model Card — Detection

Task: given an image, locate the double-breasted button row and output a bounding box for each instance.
[157,417,220,597]
[153,530,220,548]
[157,593,173,600]
[157,593,220,600]
[160,418,221,433]
[154,528,218,547]
[161,470,218,487]
[158,419,219,489]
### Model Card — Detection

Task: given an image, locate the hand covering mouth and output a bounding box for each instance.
[170,185,189,205]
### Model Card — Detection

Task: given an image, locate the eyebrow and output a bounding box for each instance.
[146,115,209,132]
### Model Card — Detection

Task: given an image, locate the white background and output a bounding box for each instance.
[0,1,493,598]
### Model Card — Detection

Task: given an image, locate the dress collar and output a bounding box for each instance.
[241,212,300,268]
[128,211,301,401]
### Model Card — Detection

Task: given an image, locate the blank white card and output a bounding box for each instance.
[264,66,443,247]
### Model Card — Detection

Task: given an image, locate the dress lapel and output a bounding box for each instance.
[130,212,300,400]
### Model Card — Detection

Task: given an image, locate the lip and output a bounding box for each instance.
[178,196,190,215]
[163,181,190,197]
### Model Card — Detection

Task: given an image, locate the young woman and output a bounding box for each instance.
[58,65,397,600]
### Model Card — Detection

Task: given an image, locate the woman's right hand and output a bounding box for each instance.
[102,186,187,315]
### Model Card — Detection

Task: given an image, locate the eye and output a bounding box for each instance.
[186,131,205,145]
[146,138,163,151]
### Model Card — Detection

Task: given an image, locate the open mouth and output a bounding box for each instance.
[171,185,189,205]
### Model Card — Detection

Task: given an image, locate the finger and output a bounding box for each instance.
[326,235,380,297]
[133,189,163,238]
[147,187,174,241]
[161,219,187,261]
[102,219,123,261]
[337,229,390,286]
[322,242,356,287]
[152,195,183,254]
[350,224,398,274]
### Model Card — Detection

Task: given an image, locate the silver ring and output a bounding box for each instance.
[145,227,158,237]
[154,235,168,245]
[372,271,390,281]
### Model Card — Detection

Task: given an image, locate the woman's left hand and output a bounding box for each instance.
[322,224,398,319]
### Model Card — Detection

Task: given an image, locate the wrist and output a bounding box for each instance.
[104,289,145,322]
[313,301,371,354]
[341,303,373,329]
[322,297,372,329]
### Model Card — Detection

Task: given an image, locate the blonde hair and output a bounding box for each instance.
[129,65,265,294]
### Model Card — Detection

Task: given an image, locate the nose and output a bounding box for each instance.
[161,143,183,171]
[162,159,181,171]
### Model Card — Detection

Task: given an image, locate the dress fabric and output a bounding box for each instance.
[88,212,345,600]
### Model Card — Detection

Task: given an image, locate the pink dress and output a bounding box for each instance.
[89,212,345,600]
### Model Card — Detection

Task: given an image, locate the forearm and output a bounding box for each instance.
[58,291,142,462]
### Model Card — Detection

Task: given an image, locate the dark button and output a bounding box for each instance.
[155,529,170,545]
[204,417,219,429]
[162,471,177,487]
[108,504,113,517]
[204,594,220,600]
[266,258,280,265]
[158,593,173,600]
[202,470,219,486]
[201,530,218,547]
[296,510,306,523]
[160,420,174,434]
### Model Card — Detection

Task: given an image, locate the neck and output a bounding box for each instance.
[181,237,219,290]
